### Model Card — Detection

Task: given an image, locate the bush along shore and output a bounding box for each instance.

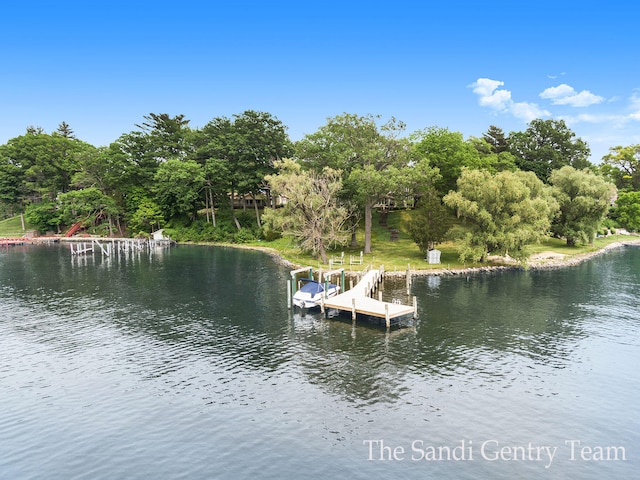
[5,224,640,279]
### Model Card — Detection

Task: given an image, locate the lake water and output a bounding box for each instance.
[0,243,638,479]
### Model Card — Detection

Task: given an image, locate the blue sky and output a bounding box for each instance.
[1,0,639,162]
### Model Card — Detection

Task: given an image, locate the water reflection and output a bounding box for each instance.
[2,244,640,480]
[1,244,638,406]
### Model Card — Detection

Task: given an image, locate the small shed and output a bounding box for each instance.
[152,229,168,241]
[426,248,441,264]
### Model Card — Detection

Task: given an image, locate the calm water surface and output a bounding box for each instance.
[0,244,638,479]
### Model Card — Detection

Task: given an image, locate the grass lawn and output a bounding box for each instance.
[526,234,634,257]
[0,216,34,237]
[249,210,636,272]
[250,210,496,272]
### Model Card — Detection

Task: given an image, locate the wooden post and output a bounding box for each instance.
[320,295,325,314]
[351,298,356,321]
[385,303,390,329]
[290,275,297,307]
[406,264,411,295]
[413,296,418,318]
[287,279,291,309]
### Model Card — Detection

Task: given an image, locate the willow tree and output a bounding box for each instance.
[443,168,558,263]
[263,159,351,264]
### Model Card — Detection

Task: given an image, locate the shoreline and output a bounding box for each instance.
[12,234,640,278]
[404,238,640,278]
[176,237,640,278]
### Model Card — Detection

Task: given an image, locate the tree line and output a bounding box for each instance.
[0,111,638,263]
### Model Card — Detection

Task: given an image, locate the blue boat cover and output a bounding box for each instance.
[298,279,324,294]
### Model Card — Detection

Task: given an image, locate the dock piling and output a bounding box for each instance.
[385,304,390,329]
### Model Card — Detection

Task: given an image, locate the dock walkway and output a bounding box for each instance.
[322,268,416,327]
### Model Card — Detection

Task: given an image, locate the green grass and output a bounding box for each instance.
[0,216,34,237]
[526,234,632,258]
[246,210,635,272]
[247,209,491,272]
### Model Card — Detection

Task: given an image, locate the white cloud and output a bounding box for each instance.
[539,83,604,107]
[469,78,640,161]
[470,78,503,97]
[469,77,549,121]
[510,101,550,122]
[560,113,624,126]
[469,78,511,110]
[565,93,640,124]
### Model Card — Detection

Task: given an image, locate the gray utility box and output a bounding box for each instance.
[427,248,441,264]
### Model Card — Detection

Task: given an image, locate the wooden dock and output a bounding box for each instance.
[0,238,26,246]
[322,267,416,328]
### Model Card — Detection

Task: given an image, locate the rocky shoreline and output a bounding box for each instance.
[403,237,640,278]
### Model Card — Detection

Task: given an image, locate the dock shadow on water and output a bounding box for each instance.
[0,244,638,479]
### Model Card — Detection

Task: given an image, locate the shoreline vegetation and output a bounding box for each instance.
[179,234,640,278]
[2,216,639,278]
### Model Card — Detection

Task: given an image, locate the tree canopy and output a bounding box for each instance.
[0,111,635,259]
[296,113,410,254]
[263,158,351,263]
[601,144,640,191]
[612,191,640,232]
[508,119,591,182]
[443,168,558,263]
[549,166,617,246]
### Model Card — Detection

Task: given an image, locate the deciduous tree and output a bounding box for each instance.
[549,166,617,246]
[57,187,119,235]
[412,127,489,195]
[601,144,640,191]
[153,159,205,220]
[296,113,409,253]
[263,158,350,263]
[197,111,292,228]
[612,191,640,232]
[508,119,591,182]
